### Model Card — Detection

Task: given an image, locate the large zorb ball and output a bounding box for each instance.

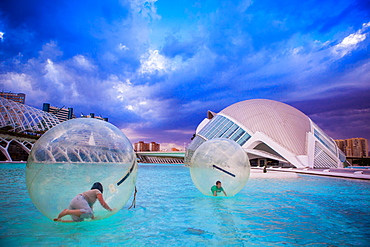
[26,118,137,221]
[190,138,250,196]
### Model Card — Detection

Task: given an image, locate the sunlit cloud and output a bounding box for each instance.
[332,22,370,57]
[106,76,172,121]
[139,49,171,74]
[44,59,65,90]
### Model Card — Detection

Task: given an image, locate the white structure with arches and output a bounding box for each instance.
[0,97,60,161]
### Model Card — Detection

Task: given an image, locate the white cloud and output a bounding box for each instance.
[119,43,129,51]
[73,55,95,70]
[292,47,304,55]
[332,22,370,57]
[1,72,32,91]
[0,32,4,41]
[106,75,171,121]
[0,41,86,106]
[0,72,48,105]
[41,56,80,100]
[44,59,65,90]
[70,82,80,98]
[138,46,202,76]
[138,49,168,74]
[341,33,366,46]
[38,41,63,60]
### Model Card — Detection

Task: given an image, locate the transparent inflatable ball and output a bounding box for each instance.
[190,138,250,196]
[26,118,137,221]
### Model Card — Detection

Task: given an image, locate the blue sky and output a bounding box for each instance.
[0,0,369,150]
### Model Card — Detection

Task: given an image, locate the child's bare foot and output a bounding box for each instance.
[57,209,68,219]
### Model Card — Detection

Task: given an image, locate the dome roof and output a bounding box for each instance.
[0,97,60,133]
[220,99,311,155]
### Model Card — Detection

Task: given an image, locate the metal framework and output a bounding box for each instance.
[0,97,60,133]
[0,134,35,161]
[31,144,133,164]
[0,97,60,161]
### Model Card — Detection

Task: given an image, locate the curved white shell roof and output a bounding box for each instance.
[220,99,311,155]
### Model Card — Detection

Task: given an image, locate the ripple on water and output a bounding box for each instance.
[1,164,370,246]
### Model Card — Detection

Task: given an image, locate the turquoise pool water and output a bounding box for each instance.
[1,163,370,246]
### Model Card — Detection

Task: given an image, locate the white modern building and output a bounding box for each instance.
[185,99,347,169]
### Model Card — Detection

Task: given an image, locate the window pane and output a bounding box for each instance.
[231,128,245,141]
[221,124,238,138]
[237,132,251,146]
[207,117,227,139]
[216,121,233,138]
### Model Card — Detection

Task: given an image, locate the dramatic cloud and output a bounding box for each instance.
[0,0,369,149]
[332,22,370,57]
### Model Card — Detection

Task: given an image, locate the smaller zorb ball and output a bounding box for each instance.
[26,118,137,221]
[190,138,250,196]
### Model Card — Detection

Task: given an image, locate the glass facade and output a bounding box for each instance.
[185,115,251,164]
[198,115,251,146]
[313,123,346,165]
[313,126,337,155]
[338,149,346,163]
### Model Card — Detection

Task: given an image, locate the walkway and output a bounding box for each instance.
[261,167,370,180]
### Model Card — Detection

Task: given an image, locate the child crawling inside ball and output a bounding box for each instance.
[211,181,227,196]
[54,182,113,222]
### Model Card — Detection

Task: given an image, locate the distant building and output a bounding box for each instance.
[335,139,346,154]
[43,103,75,122]
[149,142,160,151]
[81,113,108,122]
[134,141,160,152]
[335,138,369,158]
[134,141,146,151]
[0,91,26,104]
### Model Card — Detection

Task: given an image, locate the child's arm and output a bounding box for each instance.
[97,194,113,211]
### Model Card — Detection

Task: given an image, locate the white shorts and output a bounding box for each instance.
[68,194,93,222]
